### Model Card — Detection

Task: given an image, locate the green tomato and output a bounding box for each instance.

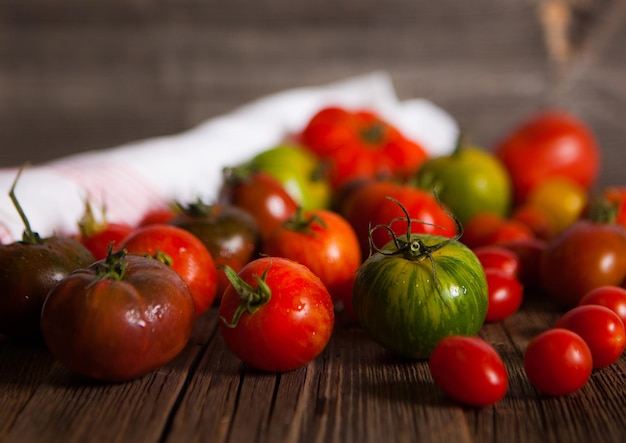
[416,144,512,225]
[352,231,488,360]
[250,144,331,211]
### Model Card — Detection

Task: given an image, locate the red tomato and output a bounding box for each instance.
[340,180,457,258]
[219,257,334,372]
[77,201,133,260]
[428,336,508,407]
[461,212,505,249]
[40,252,195,382]
[219,167,298,240]
[578,285,626,326]
[556,305,626,369]
[523,328,593,396]
[540,219,626,308]
[494,110,600,204]
[137,206,177,226]
[300,107,428,189]
[119,224,218,317]
[473,245,521,277]
[484,269,523,322]
[263,208,361,319]
[510,203,557,241]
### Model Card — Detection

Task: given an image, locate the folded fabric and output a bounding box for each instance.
[0,71,458,244]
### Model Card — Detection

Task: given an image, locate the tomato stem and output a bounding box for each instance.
[89,244,127,287]
[8,164,42,245]
[219,264,272,328]
[282,207,326,235]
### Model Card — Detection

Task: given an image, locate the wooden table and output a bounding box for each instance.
[1,1,626,442]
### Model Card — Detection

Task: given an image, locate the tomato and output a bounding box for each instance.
[340,180,457,258]
[523,328,593,396]
[415,140,512,225]
[510,203,557,241]
[219,167,298,240]
[578,285,626,326]
[484,269,523,323]
[169,201,260,297]
[473,245,521,277]
[500,238,547,289]
[428,336,508,407]
[461,212,534,249]
[40,251,195,382]
[218,257,334,372]
[300,106,428,189]
[137,205,177,227]
[118,224,218,317]
[598,186,626,229]
[494,110,600,204]
[0,171,95,340]
[262,207,361,319]
[556,305,625,369]
[77,200,133,260]
[540,219,626,308]
[525,177,588,233]
[248,144,332,210]
[352,201,488,359]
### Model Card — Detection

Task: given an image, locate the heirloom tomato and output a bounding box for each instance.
[578,285,626,326]
[118,224,218,317]
[352,200,488,359]
[524,328,592,396]
[556,305,625,369]
[429,336,508,407]
[494,110,600,204]
[540,218,626,308]
[219,257,334,372]
[169,201,260,297]
[248,144,332,210]
[415,139,512,225]
[263,207,361,318]
[77,200,133,260]
[0,170,95,340]
[219,166,298,240]
[40,250,195,382]
[300,106,428,189]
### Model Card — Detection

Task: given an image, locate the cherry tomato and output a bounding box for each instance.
[119,224,218,317]
[40,251,195,382]
[494,110,600,204]
[473,245,521,277]
[428,336,508,407]
[500,238,547,289]
[169,201,260,297]
[540,219,626,308]
[578,285,626,326]
[77,200,133,260]
[525,177,588,233]
[556,305,626,369]
[510,203,558,241]
[219,257,334,372]
[137,205,177,226]
[300,106,428,189]
[461,212,505,249]
[263,208,361,318]
[219,167,298,240]
[484,269,523,322]
[524,328,593,396]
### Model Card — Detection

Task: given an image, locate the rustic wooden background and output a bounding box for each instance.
[1,0,625,187]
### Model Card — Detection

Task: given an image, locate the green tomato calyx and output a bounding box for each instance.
[89,245,128,287]
[282,207,327,236]
[220,263,272,328]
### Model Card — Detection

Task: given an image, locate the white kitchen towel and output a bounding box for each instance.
[0,71,458,243]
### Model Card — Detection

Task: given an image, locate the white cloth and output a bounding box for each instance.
[0,71,458,243]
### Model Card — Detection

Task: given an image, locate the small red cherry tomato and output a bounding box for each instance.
[578,285,626,326]
[484,269,524,322]
[119,224,218,317]
[556,304,626,369]
[219,257,335,372]
[524,328,593,396]
[473,245,521,277]
[428,336,508,407]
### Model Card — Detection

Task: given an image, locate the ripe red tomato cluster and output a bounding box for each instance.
[1,104,625,407]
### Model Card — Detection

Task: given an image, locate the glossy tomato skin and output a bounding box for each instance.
[578,285,626,326]
[429,336,508,407]
[524,328,592,396]
[473,245,521,277]
[0,236,95,340]
[169,203,260,298]
[352,234,488,359]
[263,208,362,319]
[219,168,298,240]
[118,224,218,317]
[219,257,335,372]
[540,220,626,308]
[79,222,134,260]
[484,269,523,322]
[494,110,600,204]
[556,305,626,369]
[40,254,195,382]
